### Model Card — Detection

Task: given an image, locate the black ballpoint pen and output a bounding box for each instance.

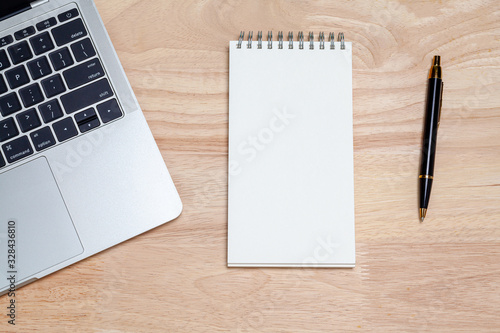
[419,56,444,222]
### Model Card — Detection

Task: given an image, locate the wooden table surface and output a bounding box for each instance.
[4,0,500,332]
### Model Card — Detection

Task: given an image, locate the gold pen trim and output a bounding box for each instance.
[428,55,442,79]
[419,208,427,221]
[419,175,434,179]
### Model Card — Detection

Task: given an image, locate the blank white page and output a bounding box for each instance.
[228,38,355,267]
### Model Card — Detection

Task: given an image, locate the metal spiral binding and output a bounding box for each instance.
[338,32,345,50]
[278,31,283,49]
[236,31,346,50]
[247,31,253,48]
[237,31,244,49]
[319,32,325,49]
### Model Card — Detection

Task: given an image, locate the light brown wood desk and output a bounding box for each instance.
[3,0,500,332]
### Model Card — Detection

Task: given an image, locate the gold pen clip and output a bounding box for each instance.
[438,82,443,128]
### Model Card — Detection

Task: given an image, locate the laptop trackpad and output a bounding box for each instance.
[0,157,83,290]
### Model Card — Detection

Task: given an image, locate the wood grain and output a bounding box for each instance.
[2,0,500,331]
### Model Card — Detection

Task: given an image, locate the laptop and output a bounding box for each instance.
[0,0,182,293]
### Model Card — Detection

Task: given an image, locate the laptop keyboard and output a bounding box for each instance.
[0,7,123,169]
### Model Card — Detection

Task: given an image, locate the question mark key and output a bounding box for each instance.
[39,99,63,123]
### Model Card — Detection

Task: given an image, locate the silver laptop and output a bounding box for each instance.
[0,0,182,293]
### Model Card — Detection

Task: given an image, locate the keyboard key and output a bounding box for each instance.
[19,83,44,108]
[0,118,19,142]
[30,126,56,151]
[16,108,41,132]
[97,98,122,123]
[0,93,21,117]
[6,66,30,89]
[2,136,33,163]
[79,117,100,133]
[0,75,7,94]
[64,58,104,89]
[61,79,113,114]
[27,57,52,80]
[49,47,73,70]
[53,117,77,142]
[71,38,96,62]
[41,74,66,98]
[52,19,87,46]
[39,100,63,123]
[30,32,54,55]
[74,108,97,124]
[8,41,33,65]
[75,107,100,133]
[58,9,79,23]
[0,50,11,70]
[36,17,57,31]
[0,35,13,47]
[14,26,36,40]
[0,152,5,168]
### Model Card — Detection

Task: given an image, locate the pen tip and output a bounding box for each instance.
[419,208,427,221]
[433,55,441,66]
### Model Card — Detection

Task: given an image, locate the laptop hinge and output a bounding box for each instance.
[31,0,49,9]
[0,0,49,22]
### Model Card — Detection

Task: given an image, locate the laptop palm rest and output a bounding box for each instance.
[0,157,83,291]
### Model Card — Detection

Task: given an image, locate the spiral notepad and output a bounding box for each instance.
[228,31,355,267]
